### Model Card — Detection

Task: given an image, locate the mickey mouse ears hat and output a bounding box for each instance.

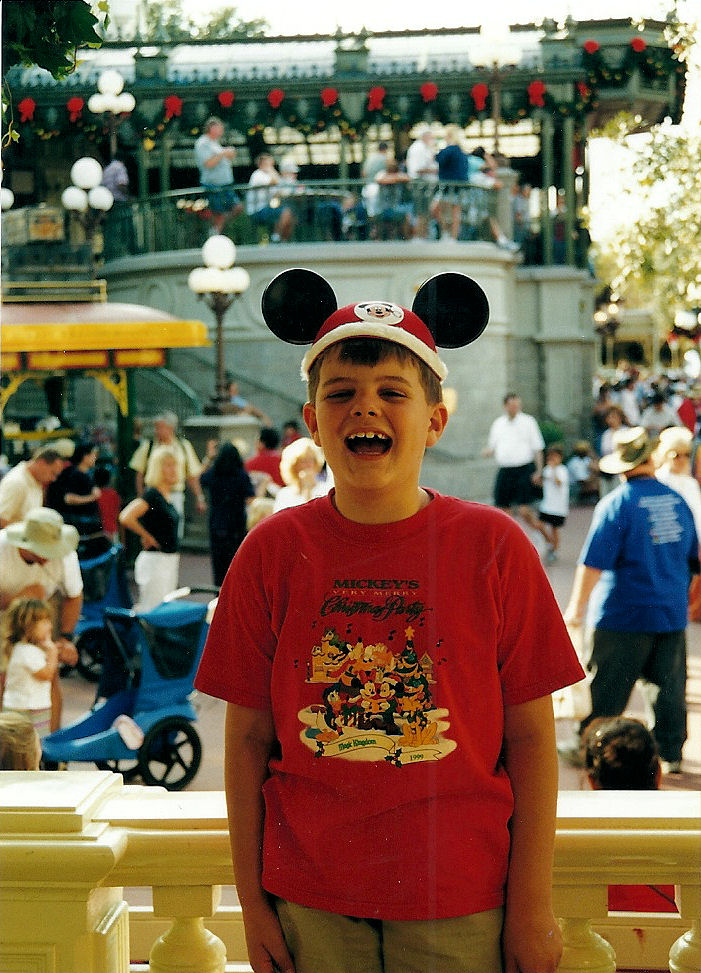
[261,268,489,381]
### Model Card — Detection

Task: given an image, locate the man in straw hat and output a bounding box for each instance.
[563,426,698,774]
[0,508,82,731]
[0,439,74,529]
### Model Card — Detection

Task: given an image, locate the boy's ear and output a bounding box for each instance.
[303,402,321,446]
[261,269,337,344]
[413,272,489,349]
[426,402,449,448]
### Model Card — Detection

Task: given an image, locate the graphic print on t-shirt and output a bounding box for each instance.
[298,577,456,766]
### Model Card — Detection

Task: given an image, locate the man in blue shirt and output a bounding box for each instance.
[563,427,697,774]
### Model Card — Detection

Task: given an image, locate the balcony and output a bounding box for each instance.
[92,177,587,269]
[1,771,699,972]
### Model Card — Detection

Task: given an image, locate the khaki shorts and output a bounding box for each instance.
[275,899,503,973]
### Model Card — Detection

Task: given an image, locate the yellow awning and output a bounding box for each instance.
[0,301,210,353]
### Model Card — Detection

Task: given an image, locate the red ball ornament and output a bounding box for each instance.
[321,87,338,108]
[368,86,386,111]
[471,82,489,112]
[164,95,183,120]
[630,36,647,53]
[218,90,235,108]
[18,97,36,122]
[268,88,285,109]
[421,82,438,103]
[67,96,84,122]
[577,80,590,99]
[583,40,600,54]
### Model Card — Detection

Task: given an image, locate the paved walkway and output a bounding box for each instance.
[60,503,700,791]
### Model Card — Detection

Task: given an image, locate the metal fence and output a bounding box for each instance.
[103,179,504,257]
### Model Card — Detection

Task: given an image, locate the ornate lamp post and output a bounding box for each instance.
[188,235,250,413]
[61,157,114,268]
[594,301,621,369]
[88,69,135,158]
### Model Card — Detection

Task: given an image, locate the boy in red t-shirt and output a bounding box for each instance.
[195,270,584,973]
[94,466,122,544]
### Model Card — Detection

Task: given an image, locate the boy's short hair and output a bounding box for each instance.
[584,717,659,790]
[307,338,442,406]
[546,445,564,460]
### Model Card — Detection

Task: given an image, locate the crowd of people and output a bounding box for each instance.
[190,115,529,247]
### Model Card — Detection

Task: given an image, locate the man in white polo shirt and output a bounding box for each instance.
[483,393,544,530]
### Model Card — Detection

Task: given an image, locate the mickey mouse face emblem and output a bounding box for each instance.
[354,301,405,325]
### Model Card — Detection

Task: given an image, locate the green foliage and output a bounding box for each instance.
[144,0,266,41]
[593,123,701,327]
[2,1,103,80]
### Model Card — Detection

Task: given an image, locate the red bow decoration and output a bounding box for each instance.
[368,86,386,111]
[18,97,36,122]
[471,82,489,112]
[527,80,546,107]
[577,80,590,100]
[164,95,183,120]
[321,87,338,108]
[583,40,600,55]
[218,90,235,108]
[67,96,84,123]
[268,88,285,109]
[630,36,647,53]
[421,82,438,103]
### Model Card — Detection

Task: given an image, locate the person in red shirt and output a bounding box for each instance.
[195,269,585,973]
[244,427,284,490]
[94,466,123,545]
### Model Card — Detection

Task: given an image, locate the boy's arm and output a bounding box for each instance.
[224,703,294,973]
[502,693,562,973]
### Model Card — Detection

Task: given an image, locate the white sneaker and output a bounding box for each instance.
[661,760,682,775]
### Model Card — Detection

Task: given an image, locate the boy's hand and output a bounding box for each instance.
[502,907,562,973]
[242,900,295,973]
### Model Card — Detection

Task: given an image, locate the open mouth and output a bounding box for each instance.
[345,432,392,456]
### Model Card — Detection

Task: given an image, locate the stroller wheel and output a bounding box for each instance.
[138,717,202,791]
[95,759,140,781]
[76,630,104,682]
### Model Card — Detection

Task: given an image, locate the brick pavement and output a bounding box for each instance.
[59,503,700,791]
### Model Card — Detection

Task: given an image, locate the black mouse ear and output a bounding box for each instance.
[261,268,337,345]
[412,272,489,349]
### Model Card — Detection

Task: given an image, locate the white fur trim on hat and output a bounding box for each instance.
[300,322,447,381]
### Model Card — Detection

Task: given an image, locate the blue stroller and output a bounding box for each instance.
[74,544,132,682]
[43,589,216,790]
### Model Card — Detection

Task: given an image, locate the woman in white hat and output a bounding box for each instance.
[654,426,701,622]
[654,426,701,543]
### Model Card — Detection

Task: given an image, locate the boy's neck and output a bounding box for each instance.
[331,485,431,524]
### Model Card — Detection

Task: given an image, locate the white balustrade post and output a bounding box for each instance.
[558,917,616,973]
[670,919,701,973]
[150,884,226,973]
[0,771,128,973]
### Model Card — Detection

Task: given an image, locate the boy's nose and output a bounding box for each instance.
[353,397,378,417]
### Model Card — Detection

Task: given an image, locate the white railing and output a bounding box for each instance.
[0,772,699,973]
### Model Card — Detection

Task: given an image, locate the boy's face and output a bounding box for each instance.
[303,345,448,523]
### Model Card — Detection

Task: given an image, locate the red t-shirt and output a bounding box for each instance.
[245,449,284,487]
[195,491,584,920]
[97,486,122,534]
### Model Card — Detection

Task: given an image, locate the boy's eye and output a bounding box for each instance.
[325,389,354,401]
[380,388,407,399]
